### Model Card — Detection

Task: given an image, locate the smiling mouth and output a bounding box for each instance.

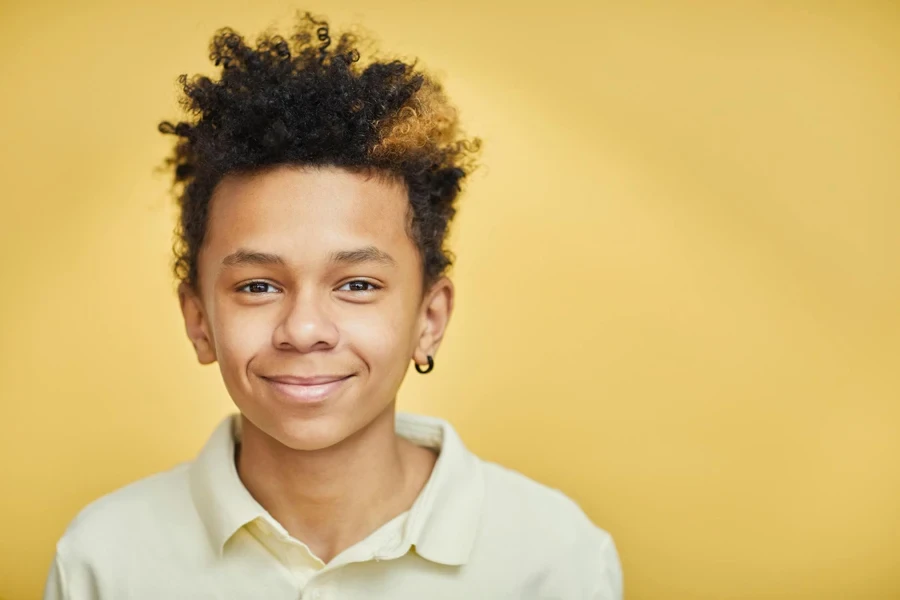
[261,374,353,404]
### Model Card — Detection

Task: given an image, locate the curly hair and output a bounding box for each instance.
[158,12,480,292]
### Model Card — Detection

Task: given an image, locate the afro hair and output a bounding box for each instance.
[158,12,480,291]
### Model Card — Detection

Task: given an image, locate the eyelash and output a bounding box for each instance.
[236,280,383,294]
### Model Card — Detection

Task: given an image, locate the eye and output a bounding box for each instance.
[237,281,280,294]
[338,280,382,293]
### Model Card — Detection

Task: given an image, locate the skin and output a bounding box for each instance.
[178,164,453,563]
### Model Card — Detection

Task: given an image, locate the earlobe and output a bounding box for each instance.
[414,355,435,374]
[178,282,217,365]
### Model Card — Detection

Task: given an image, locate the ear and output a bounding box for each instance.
[413,276,454,365]
[178,282,217,365]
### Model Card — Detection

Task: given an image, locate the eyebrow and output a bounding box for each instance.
[220,246,396,269]
[328,246,397,267]
[221,249,285,268]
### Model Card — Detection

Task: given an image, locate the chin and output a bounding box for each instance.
[254,409,356,452]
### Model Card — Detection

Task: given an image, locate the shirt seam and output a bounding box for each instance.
[590,534,618,597]
[54,549,71,600]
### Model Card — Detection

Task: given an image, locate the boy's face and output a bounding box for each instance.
[178,165,452,451]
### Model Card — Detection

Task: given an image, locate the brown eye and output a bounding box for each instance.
[339,280,380,292]
[239,281,278,294]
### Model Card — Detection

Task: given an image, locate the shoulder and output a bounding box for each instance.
[480,460,609,543]
[55,462,195,561]
[476,460,622,597]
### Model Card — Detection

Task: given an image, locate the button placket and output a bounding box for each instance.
[300,584,324,600]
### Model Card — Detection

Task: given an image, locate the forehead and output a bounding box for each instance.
[202,165,414,263]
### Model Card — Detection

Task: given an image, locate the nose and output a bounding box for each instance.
[271,287,340,353]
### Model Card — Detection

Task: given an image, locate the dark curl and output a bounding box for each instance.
[158,12,480,291]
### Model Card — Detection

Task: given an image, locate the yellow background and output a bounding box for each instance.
[1,1,898,598]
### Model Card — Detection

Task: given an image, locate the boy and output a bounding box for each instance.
[44,13,622,599]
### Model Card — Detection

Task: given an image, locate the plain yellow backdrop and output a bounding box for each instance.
[1,1,898,598]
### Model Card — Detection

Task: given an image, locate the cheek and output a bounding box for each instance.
[343,302,417,371]
[212,305,274,374]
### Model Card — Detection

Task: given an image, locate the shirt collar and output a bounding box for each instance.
[188,416,267,556]
[395,412,484,566]
[188,412,484,566]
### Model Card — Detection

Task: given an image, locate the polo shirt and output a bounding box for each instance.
[43,412,622,599]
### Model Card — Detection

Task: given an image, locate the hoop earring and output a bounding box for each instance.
[415,355,434,374]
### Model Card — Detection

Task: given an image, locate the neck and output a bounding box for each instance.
[235,403,436,564]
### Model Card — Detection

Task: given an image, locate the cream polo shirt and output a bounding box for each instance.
[44,413,622,599]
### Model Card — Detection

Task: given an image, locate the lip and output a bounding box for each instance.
[261,374,353,404]
[266,374,350,385]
